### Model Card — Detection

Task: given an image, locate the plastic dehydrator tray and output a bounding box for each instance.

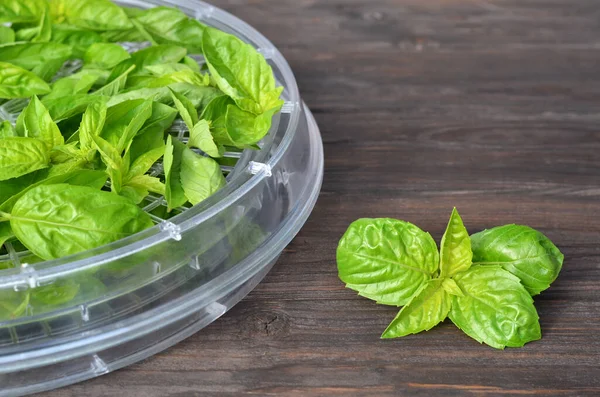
[0,1,324,395]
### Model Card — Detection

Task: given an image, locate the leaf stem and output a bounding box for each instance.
[0,211,11,222]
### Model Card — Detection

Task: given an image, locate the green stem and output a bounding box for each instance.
[0,211,11,222]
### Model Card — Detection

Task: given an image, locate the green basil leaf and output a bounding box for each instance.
[31,278,79,307]
[99,27,145,43]
[126,146,164,180]
[145,70,209,89]
[119,185,148,205]
[21,96,64,149]
[83,43,130,70]
[128,102,176,162]
[91,134,123,192]
[0,290,29,321]
[110,45,187,82]
[122,174,165,204]
[51,24,106,58]
[107,83,221,109]
[164,135,187,211]
[101,98,152,154]
[0,137,49,181]
[49,0,133,31]
[0,169,107,212]
[146,63,194,76]
[188,119,222,158]
[0,42,71,72]
[169,87,198,130]
[182,56,201,73]
[93,64,135,97]
[337,218,439,306]
[202,27,284,115]
[0,61,50,98]
[381,279,450,338]
[180,147,225,205]
[43,94,108,122]
[450,266,541,349]
[441,278,464,297]
[0,121,16,138]
[0,221,14,248]
[0,0,46,23]
[50,142,80,164]
[9,183,153,260]
[133,7,205,53]
[31,6,52,42]
[0,26,16,45]
[116,98,153,154]
[471,224,564,296]
[79,99,107,154]
[223,104,278,149]
[439,207,472,277]
[45,69,103,99]
[0,170,44,204]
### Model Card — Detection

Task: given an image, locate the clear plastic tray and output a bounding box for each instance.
[0,1,324,395]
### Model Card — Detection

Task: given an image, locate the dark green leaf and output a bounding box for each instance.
[450,265,541,349]
[439,207,472,277]
[9,184,153,260]
[471,224,564,296]
[381,278,450,338]
[337,218,439,306]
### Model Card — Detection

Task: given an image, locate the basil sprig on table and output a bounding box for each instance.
[337,209,564,349]
[0,0,284,267]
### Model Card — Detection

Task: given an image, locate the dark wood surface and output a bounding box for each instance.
[49,1,600,396]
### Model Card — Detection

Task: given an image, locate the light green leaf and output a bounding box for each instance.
[45,69,104,99]
[50,142,80,164]
[119,185,149,205]
[450,266,541,349]
[31,278,79,308]
[127,174,164,195]
[188,120,221,158]
[107,83,220,109]
[0,222,14,247]
[128,102,176,162]
[49,0,133,31]
[439,207,472,277]
[471,224,563,296]
[0,0,46,23]
[133,7,205,53]
[0,169,107,212]
[180,147,225,205]
[0,42,71,72]
[83,43,130,70]
[441,278,464,297]
[381,279,450,338]
[9,184,153,260]
[145,63,194,76]
[169,87,198,130]
[337,218,439,306]
[0,137,49,181]
[91,135,123,192]
[0,61,50,99]
[0,26,15,45]
[164,135,187,211]
[202,27,284,115]
[21,96,64,149]
[145,70,210,89]
[0,121,16,138]
[182,56,201,73]
[110,45,187,81]
[0,289,29,321]
[79,99,107,154]
[116,98,153,154]
[223,104,278,149]
[31,5,52,42]
[93,64,135,97]
[50,24,106,58]
[125,146,164,180]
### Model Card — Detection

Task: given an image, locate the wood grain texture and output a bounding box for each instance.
[47,0,600,396]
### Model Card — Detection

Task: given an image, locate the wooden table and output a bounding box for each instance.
[49,1,600,395]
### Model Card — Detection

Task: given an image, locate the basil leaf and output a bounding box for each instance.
[189,120,222,158]
[182,56,201,73]
[0,0,46,23]
[0,222,13,248]
[101,98,152,153]
[0,290,29,321]
[0,121,16,138]
[9,183,153,260]
[83,43,130,70]
[0,42,71,73]
[126,146,164,179]
[107,83,221,109]
[116,98,152,154]
[450,266,541,349]
[31,278,79,307]
[45,69,103,99]
[51,24,106,58]
[337,218,439,306]
[79,99,107,155]
[31,6,52,42]
[439,207,472,277]
[93,64,135,97]
[128,102,176,162]
[180,147,225,205]
[119,185,149,205]
[21,96,64,149]
[471,224,563,296]
[144,70,209,89]
[0,170,45,204]
[202,27,284,115]
[0,26,16,45]
[49,0,133,31]
[164,135,187,211]
[43,94,108,121]
[381,279,450,338]
[122,174,165,203]
[0,61,50,98]
[146,63,194,76]
[441,278,464,297]
[0,169,107,212]
[0,137,49,181]
[222,104,278,149]
[110,45,187,81]
[169,87,198,130]
[91,134,123,192]
[133,6,205,53]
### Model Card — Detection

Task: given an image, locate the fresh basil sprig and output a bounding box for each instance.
[337,209,564,349]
